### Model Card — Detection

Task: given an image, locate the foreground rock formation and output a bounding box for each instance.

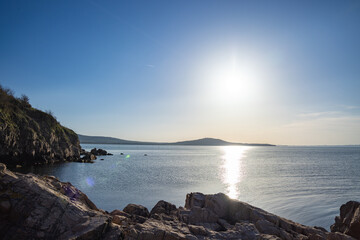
[0,163,358,240]
[331,201,360,239]
[0,87,81,166]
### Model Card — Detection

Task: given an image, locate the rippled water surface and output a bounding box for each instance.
[22,145,360,229]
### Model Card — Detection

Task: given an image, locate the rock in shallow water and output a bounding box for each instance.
[90,148,113,156]
[0,163,357,240]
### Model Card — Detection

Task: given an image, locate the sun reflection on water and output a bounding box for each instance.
[221,146,248,199]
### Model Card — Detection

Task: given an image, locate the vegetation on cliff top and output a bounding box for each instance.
[0,85,81,166]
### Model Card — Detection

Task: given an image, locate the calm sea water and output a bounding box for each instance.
[20,145,360,229]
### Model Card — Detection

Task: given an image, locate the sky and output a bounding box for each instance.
[1,0,360,145]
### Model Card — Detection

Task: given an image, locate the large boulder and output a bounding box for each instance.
[331,201,360,239]
[150,200,177,216]
[123,203,150,218]
[0,163,114,239]
[179,192,357,240]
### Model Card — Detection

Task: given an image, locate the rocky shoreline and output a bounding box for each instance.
[0,163,359,240]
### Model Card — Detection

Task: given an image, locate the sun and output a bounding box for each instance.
[209,60,259,104]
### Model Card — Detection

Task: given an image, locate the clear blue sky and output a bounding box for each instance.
[1,0,359,145]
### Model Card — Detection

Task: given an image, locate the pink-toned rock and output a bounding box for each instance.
[0,163,114,239]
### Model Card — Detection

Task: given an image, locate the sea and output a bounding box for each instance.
[20,144,360,230]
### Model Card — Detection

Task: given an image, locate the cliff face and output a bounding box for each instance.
[0,164,357,240]
[0,87,80,166]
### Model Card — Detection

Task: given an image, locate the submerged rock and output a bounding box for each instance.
[0,164,357,240]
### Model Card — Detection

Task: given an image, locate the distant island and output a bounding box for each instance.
[78,134,275,146]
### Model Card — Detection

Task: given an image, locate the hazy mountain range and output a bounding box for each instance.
[78,134,275,146]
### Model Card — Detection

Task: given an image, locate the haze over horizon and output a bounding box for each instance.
[1,1,360,145]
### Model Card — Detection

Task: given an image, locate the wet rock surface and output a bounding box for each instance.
[0,163,357,240]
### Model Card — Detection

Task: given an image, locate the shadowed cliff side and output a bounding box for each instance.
[0,86,80,166]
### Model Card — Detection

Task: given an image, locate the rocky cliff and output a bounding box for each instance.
[0,163,358,240]
[0,86,80,166]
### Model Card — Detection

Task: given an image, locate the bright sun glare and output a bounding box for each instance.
[221,146,248,199]
[206,56,261,104]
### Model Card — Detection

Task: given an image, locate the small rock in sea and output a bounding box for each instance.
[90,148,110,156]
[81,153,97,161]
[120,153,124,155]
[144,154,147,156]
[100,159,104,160]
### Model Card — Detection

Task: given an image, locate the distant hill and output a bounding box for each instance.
[78,134,156,145]
[174,138,274,146]
[78,134,275,146]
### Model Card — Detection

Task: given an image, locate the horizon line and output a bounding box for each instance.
[77,133,360,147]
